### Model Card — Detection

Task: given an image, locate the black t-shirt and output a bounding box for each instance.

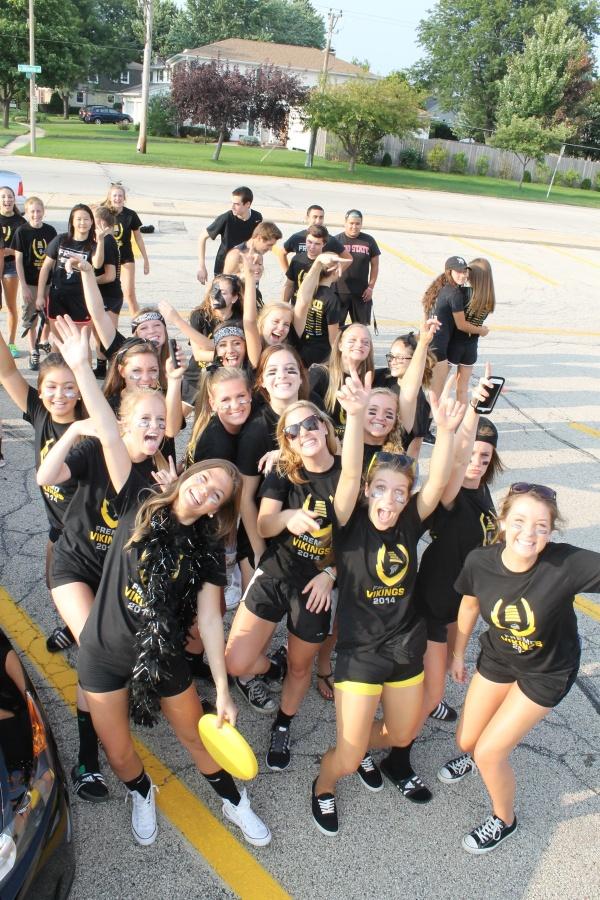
[285,252,314,301]
[189,416,239,465]
[432,284,467,348]
[236,403,280,477]
[455,542,600,673]
[207,209,263,274]
[334,231,380,296]
[0,212,27,251]
[54,438,155,582]
[181,307,220,402]
[103,329,127,360]
[47,233,96,310]
[334,498,427,660]
[284,230,345,256]
[296,285,341,367]
[258,457,341,582]
[309,364,346,438]
[372,370,431,446]
[79,470,226,667]
[416,485,498,623]
[12,223,57,285]
[23,386,79,532]
[95,234,123,304]
[113,207,142,262]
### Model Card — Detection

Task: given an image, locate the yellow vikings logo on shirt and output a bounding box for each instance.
[375,543,409,587]
[291,494,332,562]
[491,597,543,654]
[32,237,48,267]
[113,221,124,248]
[480,511,499,546]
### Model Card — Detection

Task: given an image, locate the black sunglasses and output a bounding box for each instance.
[283,414,323,440]
[509,482,557,502]
[367,450,416,476]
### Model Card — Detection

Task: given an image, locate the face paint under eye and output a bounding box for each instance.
[42,386,78,399]
[134,418,166,430]
[509,522,549,536]
[370,486,406,503]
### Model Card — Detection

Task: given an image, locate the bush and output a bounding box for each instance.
[117,121,130,131]
[553,170,565,186]
[46,92,64,114]
[595,171,600,190]
[562,168,580,188]
[426,146,449,171]
[535,162,551,183]
[497,161,512,180]
[522,169,532,183]
[398,147,424,169]
[147,95,178,137]
[449,151,468,174]
[238,134,260,146]
[380,152,392,167]
[580,177,592,190]
[475,155,490,176]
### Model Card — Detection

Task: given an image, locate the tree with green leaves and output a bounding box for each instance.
[412,0,600,134]
[490,115,571,185]
[497,9,592,125]
[303,76,422,172]
[132,0,183,58]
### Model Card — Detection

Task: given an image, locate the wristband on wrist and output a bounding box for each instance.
[323,566,336,582]
[452,651,464,660]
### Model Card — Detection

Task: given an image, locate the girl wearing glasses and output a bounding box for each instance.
[375,330,437,460]
[36,299,182,805]
[226,370,372,773]
[311,377,465,835]
[100,183,148,316]
[437,482,600,853]
[0,329,82,654]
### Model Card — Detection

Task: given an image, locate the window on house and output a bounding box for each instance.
[107,94,114,104]
[76,91,84,103]
[88,74,99,84]
[120,71,130,84]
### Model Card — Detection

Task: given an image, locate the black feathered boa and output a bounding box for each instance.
[129,506,222,726]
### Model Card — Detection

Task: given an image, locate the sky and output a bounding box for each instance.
[310,0,434,75]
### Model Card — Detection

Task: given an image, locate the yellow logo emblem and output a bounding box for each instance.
[375,543,408,587]
[491,597,536,638]
[100,498,119,529]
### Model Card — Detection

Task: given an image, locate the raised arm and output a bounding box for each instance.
[334,370,373,526]
[51,316,133,493]
[397,318,438,431]
[0,330,29,411]
[440,365,492,507]
[165,355,185,438]
[416,375,465,521]
[157,299,213,353]
[293,256,328,337]
[240,257,262,367]
[77,259,117,349]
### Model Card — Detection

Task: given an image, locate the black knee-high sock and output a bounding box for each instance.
[274,708,294,729]
[203,769,241,805]
[384,741,414,779]
[124,770,151,798]
[77,708,99,771]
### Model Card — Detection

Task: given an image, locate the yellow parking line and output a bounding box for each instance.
[569,422,600,439]
[375,317,600,338]
[378,241,436,276]
[543,244,600,270]
[575,594,600,622]
[0,588,289,900]
[451,236,560,286]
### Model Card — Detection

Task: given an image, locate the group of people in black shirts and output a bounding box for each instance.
[0,180,598,857]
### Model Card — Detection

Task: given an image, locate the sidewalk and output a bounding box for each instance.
[0,126,45,155]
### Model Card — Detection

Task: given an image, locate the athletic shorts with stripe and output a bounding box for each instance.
[241,568,331,644]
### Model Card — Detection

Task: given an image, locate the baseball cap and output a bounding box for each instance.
[445,255,469,272]
[475,417,498,447]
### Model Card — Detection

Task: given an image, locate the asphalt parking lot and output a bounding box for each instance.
[0,159,598,900]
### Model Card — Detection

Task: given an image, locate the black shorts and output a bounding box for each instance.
[447,334,478,366]
[335,646,424,688]
[430,328,452,363]
[47,290,90,324]
[78,642,192,696]
[425,614,451,643]
[242,568,330,643]
[476,649,579,708]
[120,250,135,265]
[3,257,17,277]
[338,293,372,326]
[102,295,124,315]
[50,543,101,592]
[48,525,62,544]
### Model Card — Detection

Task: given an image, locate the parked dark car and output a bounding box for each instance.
[82,106,132,125]
[0,628,75,899]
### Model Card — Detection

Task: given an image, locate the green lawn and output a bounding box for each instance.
[15,116,600,209]
[0,121,28,149]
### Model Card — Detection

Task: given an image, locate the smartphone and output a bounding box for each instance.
[169,338,178,369]
[474,376,505,415]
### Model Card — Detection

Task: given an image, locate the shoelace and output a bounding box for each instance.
[248,679,271,705]
[317,796,336,815]
[449,754,475,776]
[269,726,290,754]
[473,815,503,843]
[360,755,376,772]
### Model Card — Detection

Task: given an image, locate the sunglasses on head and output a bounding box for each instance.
[116,338,157,362]
[509,482,556,502]
[367,450,416,476]
[283,414,323,440]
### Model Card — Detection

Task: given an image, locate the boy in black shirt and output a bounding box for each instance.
[275,204,350,273]
[283,225,341,305]
[293,251,349,366]
[197,186,262,281]
[13,197,57,370]
[334,209,380,326]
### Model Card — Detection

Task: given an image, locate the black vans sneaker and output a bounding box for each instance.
[311,779,338,836]
[356,754,383,792]
[266,722,291,771]
[462,814,517,854]
[262,644,287,693]
[235,676,276,714]
[437,753,477,784]
[429,699,458,722]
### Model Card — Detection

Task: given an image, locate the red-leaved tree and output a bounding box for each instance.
[247,65,309,142]
[171,61,252,160]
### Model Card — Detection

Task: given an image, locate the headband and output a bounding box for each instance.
[213,324,246,344]
[131,310,165,333]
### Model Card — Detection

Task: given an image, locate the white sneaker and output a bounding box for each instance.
[127,782,158,846]
[222,788,271,847]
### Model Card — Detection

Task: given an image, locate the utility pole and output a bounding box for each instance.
[29,0,36,154]
[305,8,342,168]
[137,0,153,153]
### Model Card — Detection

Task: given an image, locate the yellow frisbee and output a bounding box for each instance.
[198,714,259,781]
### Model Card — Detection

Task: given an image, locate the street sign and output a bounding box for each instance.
[18,64,42,74]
